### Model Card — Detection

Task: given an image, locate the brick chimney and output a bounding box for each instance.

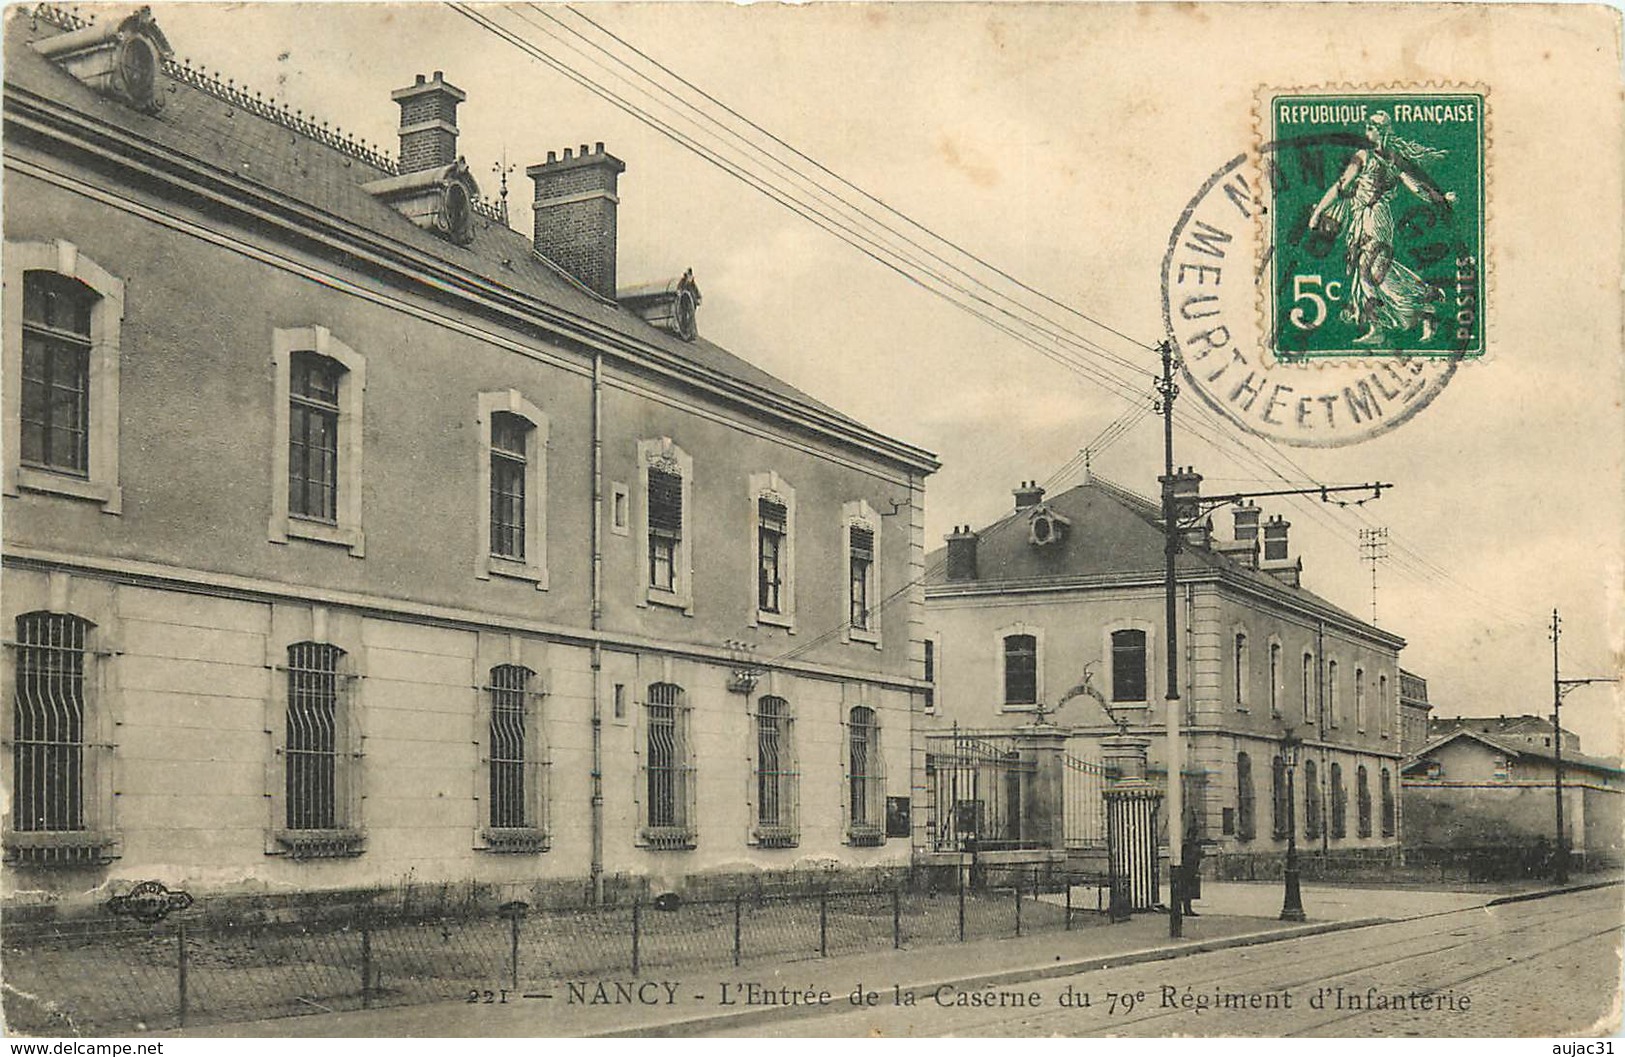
[392,72,466,174]
[1161,466,1203,524]
[1013,481,1045,510]
[1260,514,1303,587]
[527,144,626,299]
[945,526,979,582]
[1215,501,1260,568]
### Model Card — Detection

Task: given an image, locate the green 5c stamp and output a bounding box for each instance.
[1268,91,1485,360]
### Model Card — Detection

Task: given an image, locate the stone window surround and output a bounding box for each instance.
[474,390,550,589]
[269,326,366,557]
[994,620,1044,713]
[747,471,796,632]
[637,438,694,615]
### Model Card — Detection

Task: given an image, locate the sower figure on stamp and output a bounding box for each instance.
[1307,111,1457,346]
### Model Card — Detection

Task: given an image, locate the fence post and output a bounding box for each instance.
[176,923,189,1028]
[891,888,901,950]
[510,913,521,992]
[632,901,642,976]
[1014,873,1023,937]
[361,919,373,1010]
[818,892,829,957]
[733,896,742,968]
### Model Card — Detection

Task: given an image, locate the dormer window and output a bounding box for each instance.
[1027,504,1071,547]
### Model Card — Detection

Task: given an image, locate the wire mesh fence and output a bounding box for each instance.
[2,870,1112,1036]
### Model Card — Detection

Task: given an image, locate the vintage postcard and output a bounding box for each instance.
[2,1,1621,1045]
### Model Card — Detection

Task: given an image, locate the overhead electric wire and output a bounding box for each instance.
[450,2,1529,628]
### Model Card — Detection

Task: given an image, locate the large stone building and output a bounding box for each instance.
[923,471,1407,871]
[2,7,937,914]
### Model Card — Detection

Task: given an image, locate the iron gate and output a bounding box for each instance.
[924,730,1038,852]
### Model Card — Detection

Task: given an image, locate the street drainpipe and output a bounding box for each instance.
[590,350,605,903]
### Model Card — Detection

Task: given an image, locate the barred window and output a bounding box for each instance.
[757,499,786,614]
[1111,629,1147,702]
[1236,751,1255,841]
[1303,758,1321,839]
[642,683,694,847]
[1380,767,1395,837]
[487,664,546,834]
[648,468,682,592]
[1003,634,1038,706]
[489,413,530,561]
[1356,764,1372,838]
[754,696,797,845]
[847,706,884,842]
[21,272,94,476]
[288,352,343,523]
[922,638,936,712]
[1330,762,1347,838]
[285,642,346,831]
[849,526,874,631]
[1271,754,1289,839]
[12,613,91,833]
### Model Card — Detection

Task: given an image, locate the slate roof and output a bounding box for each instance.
[4,12,893,440]
[924,474,1391,640]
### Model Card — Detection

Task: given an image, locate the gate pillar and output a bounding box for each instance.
[1015,724,1068,853]
[1102,735,1162,917]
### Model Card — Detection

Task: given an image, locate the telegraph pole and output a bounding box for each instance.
[1359,528,1389,626]
[1155,340,1183,940]
[1550,607,1618,884]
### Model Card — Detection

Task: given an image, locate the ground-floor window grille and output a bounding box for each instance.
[846,705,885,845]
[285,642,351,834]
[1356,764,1372,838]
[1380,767,1395,837]
[753,695,798,846]
[642,683,695,848]
[1303,759,1321,839]
[1235,751,1255,841]
[1330,762,1347,838]
[11,613,90,834]
[1271,755,1289,839]
[484,664,549,850]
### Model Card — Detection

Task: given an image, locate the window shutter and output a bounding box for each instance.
[649,470,683,535]
[850,525,874,559]
[759,498,786,531]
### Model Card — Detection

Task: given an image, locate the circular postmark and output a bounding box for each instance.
[1162,100,1484,447]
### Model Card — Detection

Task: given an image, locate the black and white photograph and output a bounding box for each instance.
[1,0,1621,1042]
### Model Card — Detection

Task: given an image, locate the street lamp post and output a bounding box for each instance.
[1280,729,1307,922]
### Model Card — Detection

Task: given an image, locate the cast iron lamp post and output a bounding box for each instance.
[1280,728,1307,922]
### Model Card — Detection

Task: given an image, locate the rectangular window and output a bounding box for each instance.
[754,696,797,846]
[757,499,786,614]
[12,613,90,833]
[20,273,92,476]
[1003,634,1038,706]
[849,526,874,631]
[648,469,682,592]
[1112,629,1148,702]
[288,352,342,523]
[285,642,344,831]
[489,413,529,561]
[642,683,694,848]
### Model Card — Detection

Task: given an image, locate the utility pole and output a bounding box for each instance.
[1359,528,1389,626]
[1155,340,1183,940]
[1549,607,1617,884]
[1153,337,1393,939]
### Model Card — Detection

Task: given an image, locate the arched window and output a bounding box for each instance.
[285,642,347,831]
[1380,767,1395,837]
[1236,751,1256,841]
[1303,758,1321,839]
[270,327,365,554]
[1269,642,1282,715]
[1327,660,1340,727]
[1355,667,1367,730]
[288,352,344,524]
[489,413,531,561]
[847,706,885,844]
[1234,632,1249,708]
[1378,674,1391,736]
[1003,634,1038,706]
[485,665,547,843]
[1271,755,1289,839]
[642,683,694,847]
[1356,764,1372,838]
[1302,652,1314,723]
[20,273,95,475]
[754,696,797,846]
[1330,762,1347,838]
[12,612,93,833]
[1111,629,1148,703]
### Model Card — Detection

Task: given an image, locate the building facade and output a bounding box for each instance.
[923,472,1407,869]
[2,7,937,913]
[1398,669,1432,757]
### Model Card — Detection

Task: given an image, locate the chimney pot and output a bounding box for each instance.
[1013,480,1046,510]
[392,70,466,174]
[596,141,605,153]
[415,73,426,85]
[527,143,628,299]
[946,526,979,581]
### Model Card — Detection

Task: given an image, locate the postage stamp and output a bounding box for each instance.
[1265,89,1486,361]
[1160,85,1488,448]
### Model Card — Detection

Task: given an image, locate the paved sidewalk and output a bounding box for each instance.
[160,874,1618,1039]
